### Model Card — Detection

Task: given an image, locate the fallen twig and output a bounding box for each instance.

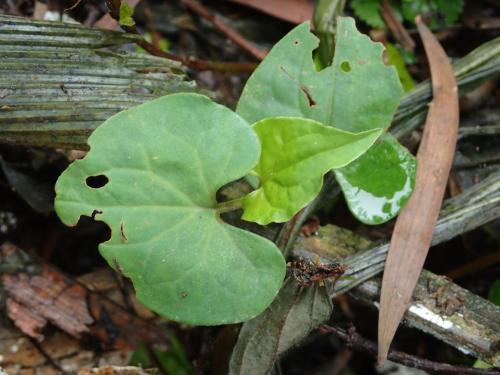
[181,0,268,60]
[105,0,258,72]
[320,325,500,375]
[380,0,415,50]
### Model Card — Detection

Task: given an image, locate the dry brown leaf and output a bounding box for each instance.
[377,17,459,364]
[227,0,313,25]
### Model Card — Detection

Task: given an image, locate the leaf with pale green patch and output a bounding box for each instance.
[242,117,382,224]
[237,18,414,224]
[55,93,286,325]
[335,134,416,225]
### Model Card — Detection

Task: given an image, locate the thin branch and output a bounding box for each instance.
[64,0,84,12]
[105,0,258,72]
[181,0,268,60]
[380,0,415,50]
[320,325,500,375]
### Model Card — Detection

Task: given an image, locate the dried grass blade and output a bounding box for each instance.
[377,17,459,365]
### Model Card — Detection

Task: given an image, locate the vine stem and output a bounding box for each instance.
[216,198,244,214]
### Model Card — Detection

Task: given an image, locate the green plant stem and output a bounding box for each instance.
[216,198,244,214]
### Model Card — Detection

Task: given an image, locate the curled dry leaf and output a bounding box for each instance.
[377,17,460,364]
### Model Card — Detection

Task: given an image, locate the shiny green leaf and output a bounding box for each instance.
[119,1,135,26]
[335,134,416,224]
[237,18,413,224]
[242,117,382,224]
[55,93,285,325]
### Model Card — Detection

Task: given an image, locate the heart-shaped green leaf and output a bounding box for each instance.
[335,134,416,224]
[242,117,382,224]
[237,18,415,224]
[55,93,286,325]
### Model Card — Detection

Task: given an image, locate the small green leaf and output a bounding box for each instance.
[335,134,416,225]
[119,1,136,27]
[434,0,464,25]
[402,0,464,26]
[351,0,385,29]
[242,117,382,224]
[386,42,415,92]
[237,18,412,224]
[55,93,285,325]
[473,359,493,369]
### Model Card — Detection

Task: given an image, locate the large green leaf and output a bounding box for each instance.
[55,93,286,325]
[237,18,402,132]
[242,117,382,224]
[335,134,416,224]
[237,18,414,224]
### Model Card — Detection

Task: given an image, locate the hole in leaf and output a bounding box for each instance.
[300,85,317,107]
[120,222,128,243]
[340,61,351,72]
[86,175,108,188]
[293,39,299,45]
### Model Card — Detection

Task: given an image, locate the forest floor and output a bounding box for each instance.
[0,1,499,374]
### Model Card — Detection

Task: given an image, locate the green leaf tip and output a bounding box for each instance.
[242,117,382,225]
[55,93,286,325]
[119,1,135,27]
[237,16,414,224]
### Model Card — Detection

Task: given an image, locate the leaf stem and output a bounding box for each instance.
[216,197,244,213]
